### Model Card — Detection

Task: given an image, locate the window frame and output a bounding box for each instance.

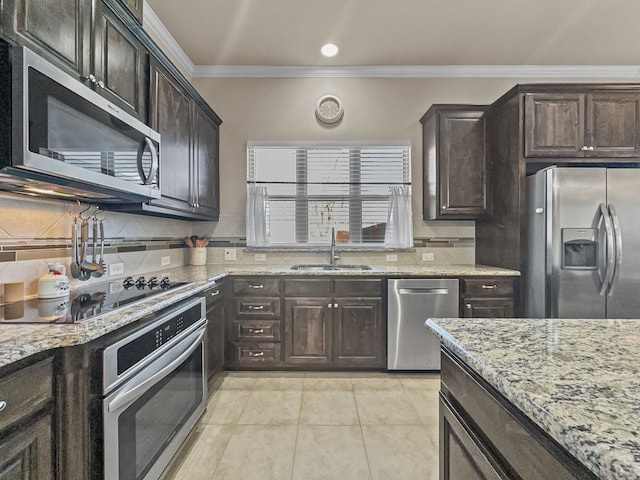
[247,141,411,249]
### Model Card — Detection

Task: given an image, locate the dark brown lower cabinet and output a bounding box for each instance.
[333,297,382,367]
[0,354,54,480]
[440,349,597,480]
[205,282,226,391]
[0,413,53,480]
[284,298,332,365]
[460,277,515,318]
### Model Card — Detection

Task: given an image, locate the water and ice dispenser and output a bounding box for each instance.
[561,228,598,269]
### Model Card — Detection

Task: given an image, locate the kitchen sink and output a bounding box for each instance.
[290,264,373,271]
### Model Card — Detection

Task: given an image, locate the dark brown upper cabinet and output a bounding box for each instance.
[146,58,221,220]
[92,3,148,120]
[2,0,148,121]
[525,92,640,158]
[119,0,143,23]
[421,105,489,220]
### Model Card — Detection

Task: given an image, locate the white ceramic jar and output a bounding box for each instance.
[38,264,70,299]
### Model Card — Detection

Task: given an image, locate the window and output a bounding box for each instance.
[247,142,412,248]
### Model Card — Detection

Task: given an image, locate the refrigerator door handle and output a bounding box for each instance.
[598,202,615,296]
[608,204,622,296]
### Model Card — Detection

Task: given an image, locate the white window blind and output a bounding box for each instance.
[247,142,411,247]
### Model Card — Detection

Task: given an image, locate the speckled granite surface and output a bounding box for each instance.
[0,264,517,369]
[426,317,640,480]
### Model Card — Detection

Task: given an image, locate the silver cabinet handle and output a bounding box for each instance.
[581,146,589,151]
[588,146,594,151]
[97,79,105,89]
[0,401,6,412]
[248,305,264,310]
[85,74,97,84]
[209,290,220,297]
[249,284,264,289]
[466,303,472,309]
[334,303,338,308]
[328,303,332,308]
[248,328,265,334]
[481,284,497,289]
[248,351,265,357]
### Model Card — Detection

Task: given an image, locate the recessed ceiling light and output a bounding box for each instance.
[321,43,339,57]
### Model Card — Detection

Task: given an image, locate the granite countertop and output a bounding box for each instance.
[0,263,518,369]
[426,317,640,480]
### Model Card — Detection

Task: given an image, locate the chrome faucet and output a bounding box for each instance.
[330,227,341,267]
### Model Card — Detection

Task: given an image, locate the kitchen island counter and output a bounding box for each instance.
[426,317,640,480]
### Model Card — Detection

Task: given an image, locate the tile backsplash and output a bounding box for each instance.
[0,193,475,300]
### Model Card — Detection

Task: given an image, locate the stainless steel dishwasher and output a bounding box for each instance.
[387,279,459,370]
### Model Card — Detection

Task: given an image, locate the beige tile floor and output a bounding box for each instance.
[166,371,440,480]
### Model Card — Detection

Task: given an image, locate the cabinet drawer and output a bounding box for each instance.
[233,342,282,364]
[334,278,382,297]
[232,320,281,341]
[284,279,331,297]
[0,356,53,432]
[462,278,513,297]
[204,283,225,309]
[233,278,281,296]
[234,297,281,318]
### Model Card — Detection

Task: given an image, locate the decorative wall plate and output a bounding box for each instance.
[315,95,344,124]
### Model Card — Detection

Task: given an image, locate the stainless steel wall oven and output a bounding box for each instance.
[100,296,207,480]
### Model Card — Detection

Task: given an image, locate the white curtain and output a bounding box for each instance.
[246,184,270,247]
[385,186,413,249]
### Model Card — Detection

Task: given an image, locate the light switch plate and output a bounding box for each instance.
[386,254,398,262]
[161,256,171,266]
[224,248,237,261]
[255,253,267,262]
[109,262,124,276]
[422,252,435,262]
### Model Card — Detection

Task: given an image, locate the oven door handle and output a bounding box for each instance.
[107,327,205,413]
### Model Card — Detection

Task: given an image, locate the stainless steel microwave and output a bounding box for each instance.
[0,43,161,203]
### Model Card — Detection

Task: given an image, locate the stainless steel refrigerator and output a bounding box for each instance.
[526,166,640,318]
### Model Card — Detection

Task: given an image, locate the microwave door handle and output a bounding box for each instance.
[137,137,159,186]
[598,202,615,296]
[107,328,205,413]
[607,204,622,295]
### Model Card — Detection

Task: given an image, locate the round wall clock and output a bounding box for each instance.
[315,95,344,124]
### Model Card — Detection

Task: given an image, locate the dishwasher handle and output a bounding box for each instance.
[398,287,451,295]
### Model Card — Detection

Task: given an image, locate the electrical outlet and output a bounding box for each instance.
[108,262,124,276]
[422,252,435,262]
[386,254,398,262]
[224,248,237,261]
[161,256,171,266]
[255,253,267,262]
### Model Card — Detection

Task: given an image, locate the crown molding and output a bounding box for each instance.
[143,1,195,77]
[191,64,640,79]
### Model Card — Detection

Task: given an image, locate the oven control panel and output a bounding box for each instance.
[116,302,203,376]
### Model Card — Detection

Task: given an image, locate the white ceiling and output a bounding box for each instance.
[144,0,640,76]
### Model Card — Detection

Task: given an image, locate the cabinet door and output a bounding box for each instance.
[192,104,220,220]
[440,397,509,480]
[92,3,148,121]
[586,93,640,157]
[120,0,143,23]
[462,298,514,318]
[284,298,332,365]
[206,299,225,384]
[149,59,194,213]
[333,297,383,367]
[0,414,53,480]
[3,0,90,76]
[524,93,585,157]
[438,111,488,217]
